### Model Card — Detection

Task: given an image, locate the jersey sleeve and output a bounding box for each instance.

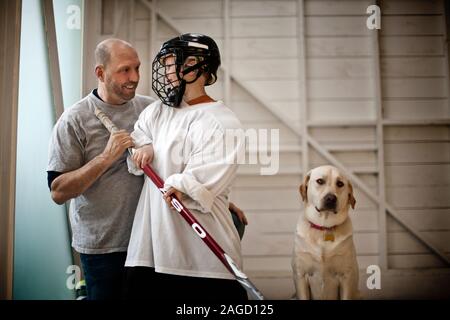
[127,102,158,175]
[164,119,244,213]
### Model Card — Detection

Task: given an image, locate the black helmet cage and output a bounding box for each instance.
[152,37,220,107]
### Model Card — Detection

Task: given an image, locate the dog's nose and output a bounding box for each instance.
[324,193,337,210]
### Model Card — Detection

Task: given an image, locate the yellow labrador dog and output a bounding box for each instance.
[292,165,359,300]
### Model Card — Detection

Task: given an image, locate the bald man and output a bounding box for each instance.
[47,39,155,300]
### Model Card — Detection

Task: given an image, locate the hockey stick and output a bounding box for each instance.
[94,107,264,300]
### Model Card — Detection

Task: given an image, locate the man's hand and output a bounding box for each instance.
[164,187,185,210]
[131,144,154,169]
[102,130,134,163]
[229,202,248,225]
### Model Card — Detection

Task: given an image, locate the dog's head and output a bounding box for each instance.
[299,165,356,226]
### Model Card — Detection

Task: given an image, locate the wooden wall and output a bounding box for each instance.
[83,0,450,299]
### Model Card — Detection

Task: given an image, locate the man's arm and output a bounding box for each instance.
[50,130,134,204]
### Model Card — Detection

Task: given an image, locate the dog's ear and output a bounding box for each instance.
[348,181,356,210]
[299,172,311,202]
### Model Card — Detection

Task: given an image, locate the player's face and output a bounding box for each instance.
[164,55,179,87]
[103,47,140,103]
[163,55,200,87]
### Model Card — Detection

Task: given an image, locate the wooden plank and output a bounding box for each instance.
[308,58,372,78]
[388,254,446,269]
[239,80,299,101]
[386,186,450,208]
[156,19,178,41]
[305,16,369,36]
[231,0,296,17]
[381,57,446,77]
[308,100,375,121]
[298,0,309,181]
[171,18,223,38]
[240,121,300,144]
[381,0,444,15]
[310,148,377,166]
[310,127,376,143]
[305,0,371,16]
[306,37,372,57]
[231,17,296,38]
[383,99,449,120]
[234,175,302,188]
[231,38,297,58]
[380,36,444,56]
[236,101,300,123]
[382,15,444,36]
[224,0,231,108]
[0,0,21,301]
[371,22,388,270]
[134,19,150,41]
[232,101,281,122]
[388,231,450,254]
[384,142,450,163]
[382,78,447,98]
[232,59,298,80]
[158,0,222,18]
[387,210,450,232]
[134,40,150,96]
[42,0,64,119]
[135,0,149,19]
[385,164,450,186]
[308,79,374,99]
[384,126,450,141]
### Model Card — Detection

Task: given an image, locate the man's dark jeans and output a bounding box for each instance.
[79,251,127,300]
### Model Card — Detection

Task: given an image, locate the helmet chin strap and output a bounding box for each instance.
[168,61,207,107]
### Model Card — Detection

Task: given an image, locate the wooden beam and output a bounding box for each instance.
[444,0,450,112]
[297,0,309,176]
[224,0,231,108]
[42,0,64,120]
[0,0,21,300]
[371,0,388,270]
[149,0,157,95]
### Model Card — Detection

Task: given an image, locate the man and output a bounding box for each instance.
[48,39,152,300]
[47,38,247,300]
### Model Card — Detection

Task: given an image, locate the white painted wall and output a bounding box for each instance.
[83,0,450,299]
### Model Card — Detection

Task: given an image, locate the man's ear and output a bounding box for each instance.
[95,65,104,81]
[299,172,311,202]
[348,181,356,210]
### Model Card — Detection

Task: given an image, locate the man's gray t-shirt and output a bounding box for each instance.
[47,91,154,254]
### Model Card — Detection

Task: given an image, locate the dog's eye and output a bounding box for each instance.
[337,181,344,188]
[316,178,324,185]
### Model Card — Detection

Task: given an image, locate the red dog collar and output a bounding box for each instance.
[309,222,335,231]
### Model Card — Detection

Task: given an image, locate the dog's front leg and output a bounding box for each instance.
[294,274,311,300]
[339,274,359,300]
